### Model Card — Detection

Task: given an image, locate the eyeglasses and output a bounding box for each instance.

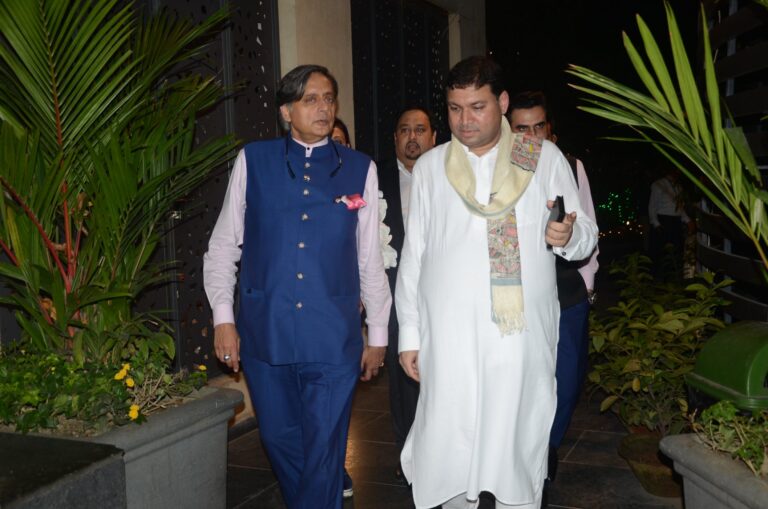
[284,136,343,179]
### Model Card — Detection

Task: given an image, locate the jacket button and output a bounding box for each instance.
[296,302,303,309]
[298,242,305,248]
[303,189,309,196]
[297,272,304,280]
[301,213,309,221]
[303,174,311,182]
[304,162,311,169]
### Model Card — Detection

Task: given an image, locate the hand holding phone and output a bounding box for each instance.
[546,196,566,249]
[549,195,565,223]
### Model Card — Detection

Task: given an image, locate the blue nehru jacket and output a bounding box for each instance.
[236,137,371,365]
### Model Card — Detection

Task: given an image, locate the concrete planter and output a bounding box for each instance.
[88,387,243,509]
[660,434,768,509]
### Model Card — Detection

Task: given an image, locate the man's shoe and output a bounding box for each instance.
[342,469,354,498]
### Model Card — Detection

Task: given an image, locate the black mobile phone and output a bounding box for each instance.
[549,195,565,223]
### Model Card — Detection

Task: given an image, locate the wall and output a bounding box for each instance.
[278,0,357,141]
[276,0,486,144]
[429,0,486,64]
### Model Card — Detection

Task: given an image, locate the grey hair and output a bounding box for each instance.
[276,64,338,132]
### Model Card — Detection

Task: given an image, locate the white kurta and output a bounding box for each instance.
[395,139,598,508]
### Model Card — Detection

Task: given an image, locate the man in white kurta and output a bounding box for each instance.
[396,56,598,509]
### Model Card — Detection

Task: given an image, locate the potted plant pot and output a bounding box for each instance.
[618,433,681,498]
[660,434,768,509]
[87,387,242,509]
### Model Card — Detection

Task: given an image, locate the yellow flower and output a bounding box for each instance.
[114,368,127,381]
[125,377,135,388]
[197,364,207,371]
[122,363,131,371]
[128,404,140,420]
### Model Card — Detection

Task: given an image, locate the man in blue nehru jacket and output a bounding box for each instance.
[204,65,391,509]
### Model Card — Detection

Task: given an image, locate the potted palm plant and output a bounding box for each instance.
[571,2,768,506]
[567,1,767,272]
[0,1,241,507]
[659,401,768,508]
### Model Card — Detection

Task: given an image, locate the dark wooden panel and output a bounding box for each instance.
[351,0,449,162]
[373,0,406,162]
[710,3,767,49]
[718,288,768,322]
[230,0,280,141]
[697,243,764,284]
[696,210,747,241]
[745,130,768,158]
[715,41,768,81]
[0,260,19,345]
[724,86,768,118]
[350,0,377,154]
[155,0,280,374]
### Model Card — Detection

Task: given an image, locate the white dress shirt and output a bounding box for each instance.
[397,159,413,223]
[649,176,690,227]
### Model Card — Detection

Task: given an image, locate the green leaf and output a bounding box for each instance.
[623,359,641,373]
[635,14,685,124]
[622,32,669,112]
[592,334,605,352]
[725,127,761,181]
[600,395,620,412]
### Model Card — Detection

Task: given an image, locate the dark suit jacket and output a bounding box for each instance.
[377,160,405,338]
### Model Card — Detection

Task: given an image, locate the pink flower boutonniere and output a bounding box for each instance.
[334,193,367,210]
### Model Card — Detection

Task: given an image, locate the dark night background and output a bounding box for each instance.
[486,0,701,230]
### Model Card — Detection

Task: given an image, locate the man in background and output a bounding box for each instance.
[378,106,437,483]
[508,91,599,495]
[648,169,691,278]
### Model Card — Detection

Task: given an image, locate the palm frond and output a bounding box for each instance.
[568,1,768,270]
[0,1,237,361]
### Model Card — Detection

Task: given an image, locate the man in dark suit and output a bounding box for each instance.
[377,107,436,482]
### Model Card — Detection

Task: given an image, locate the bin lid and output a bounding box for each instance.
[685,321,768,410]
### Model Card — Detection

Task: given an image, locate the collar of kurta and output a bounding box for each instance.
[444,117,540,220]
[444,117,542,335]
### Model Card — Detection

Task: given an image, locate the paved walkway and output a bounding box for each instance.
[225,372,683,509]
[224,238,686,508]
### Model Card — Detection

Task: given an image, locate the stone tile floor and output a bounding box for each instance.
[225,238,685,508]
[225,372,683,509]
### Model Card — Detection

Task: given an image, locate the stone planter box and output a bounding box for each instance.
[88,387,243,509]
[0,433,125,509]
[660,433,768,509]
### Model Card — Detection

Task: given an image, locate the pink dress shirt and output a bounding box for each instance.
[574,159,599,290]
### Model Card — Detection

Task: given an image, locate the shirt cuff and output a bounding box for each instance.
[212,304,235,327]
[552,235,577,259]
[367,325,388,347]
[398,324,421,353]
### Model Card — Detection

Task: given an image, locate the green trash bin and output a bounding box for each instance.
[686,321,768,411]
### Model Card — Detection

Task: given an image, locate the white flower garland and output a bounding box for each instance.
[378,190,398,269]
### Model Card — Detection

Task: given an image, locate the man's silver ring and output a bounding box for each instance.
[224,354,231,361]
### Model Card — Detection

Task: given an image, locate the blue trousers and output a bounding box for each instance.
[550,299,591,448]
[242,357,359,509]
